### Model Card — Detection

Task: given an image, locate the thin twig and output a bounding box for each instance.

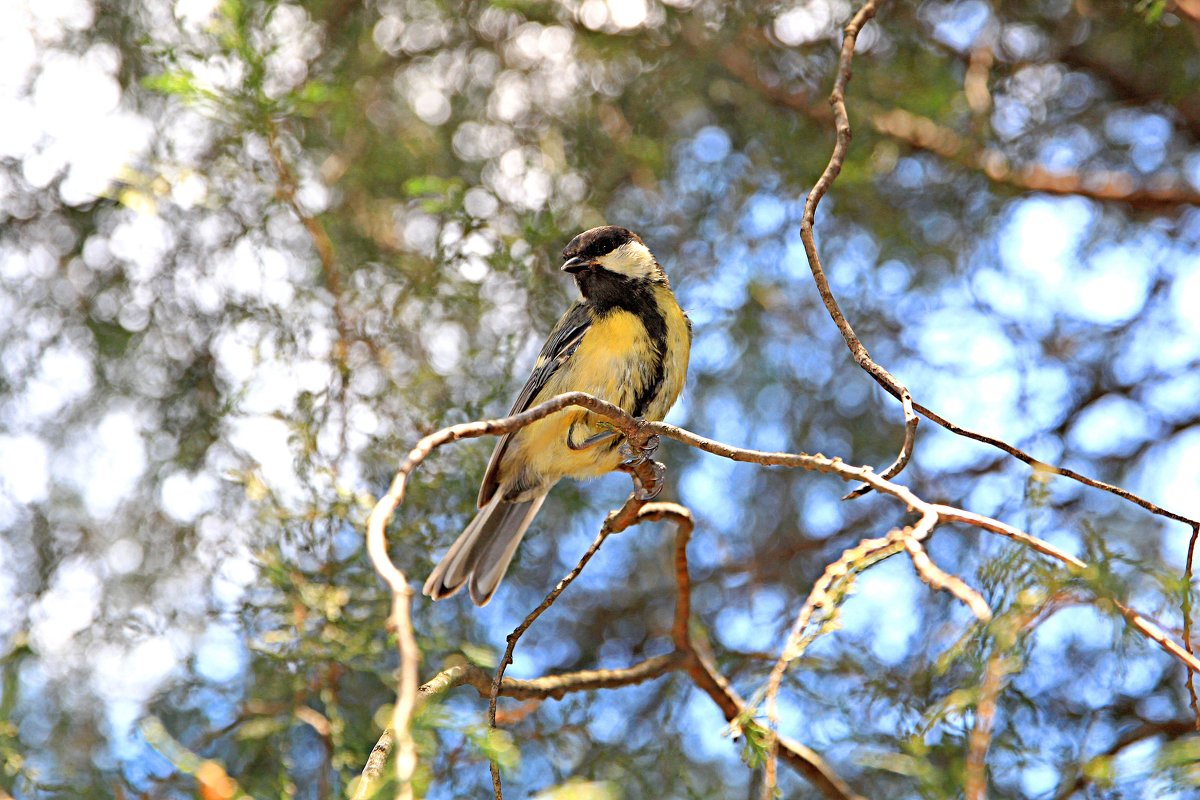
[488,492,647,798]
[913,402,1200,527]
[760,0,1200,529]
[1186,523,1200,731]
[794,0,917,506]
[903,536,992,622]
[844,388,917,500]
[963,650,1004,800]
[360,390,1200,797]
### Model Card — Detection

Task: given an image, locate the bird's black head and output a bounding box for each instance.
[559,226,666,300]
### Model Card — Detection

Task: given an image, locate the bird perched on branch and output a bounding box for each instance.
[423,226,692,606]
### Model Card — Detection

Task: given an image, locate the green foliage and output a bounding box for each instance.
[2,0,1200,798]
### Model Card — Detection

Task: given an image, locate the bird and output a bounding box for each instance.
[422,226,692,606]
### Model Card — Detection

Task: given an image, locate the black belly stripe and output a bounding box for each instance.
[582,270,670,419]
[630,302,667,419]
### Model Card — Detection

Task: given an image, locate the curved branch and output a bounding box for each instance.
[423,655,683,702]
[844,388,917,500]
[487,491,648,797]
[750,0,1200,528]
[360,390,1200,798]
[794,0,917,504]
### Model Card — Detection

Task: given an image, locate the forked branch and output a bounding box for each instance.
[362,389,1200,799]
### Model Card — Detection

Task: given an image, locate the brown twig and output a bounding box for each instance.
[486,492,647,798]
[844,388,917,500]
[793,0,919,507]
[361,391,1200,797]
[717,0,1200,529]
[963,650,1004,800]
[364,474,422,800]
[1186,523,1200,731]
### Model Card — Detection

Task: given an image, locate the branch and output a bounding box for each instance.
[422,655,683,702]
[352,728,393,800]
[761,0,1200,531]
[693,6,1200,527]
[361,391,1200,797]
[487,491,649,798]
[903,535,992,623]
[870,107,1200,209]
[792,0,918,504]
[1186,523,1200,731]
[363,474,422,800]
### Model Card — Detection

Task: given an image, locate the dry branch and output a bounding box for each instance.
[422,655,682,702]
[871,107,1200,209]
[362,387,1200,798]
[1187,523,1200,731]
[694,0,1200,529]
[486,491,649,798]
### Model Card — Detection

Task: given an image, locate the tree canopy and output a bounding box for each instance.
[3,0,1200,798]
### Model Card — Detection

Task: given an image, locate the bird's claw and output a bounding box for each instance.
[633,459,666,500]
[618,433,660,466]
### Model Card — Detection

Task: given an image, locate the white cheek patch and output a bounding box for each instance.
[596,241,657,278]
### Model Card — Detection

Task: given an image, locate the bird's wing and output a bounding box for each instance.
[477,300,592,507]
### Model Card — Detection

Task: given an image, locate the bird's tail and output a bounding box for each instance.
[422,490,549,606]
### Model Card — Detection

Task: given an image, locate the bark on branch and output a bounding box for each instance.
[361,389,1200,799]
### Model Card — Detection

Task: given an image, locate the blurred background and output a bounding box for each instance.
[2,0,1200,797]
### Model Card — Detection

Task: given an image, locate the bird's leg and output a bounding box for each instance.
[566,429,619,451]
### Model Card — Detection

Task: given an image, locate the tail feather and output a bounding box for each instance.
[423,491,549,606]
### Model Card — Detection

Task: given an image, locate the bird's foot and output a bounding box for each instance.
[618,433,665,500]
[624,455,672,501]
[631,459,666,500]
[618,433,660,465]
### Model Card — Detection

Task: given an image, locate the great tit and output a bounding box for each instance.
[423,226,692,606]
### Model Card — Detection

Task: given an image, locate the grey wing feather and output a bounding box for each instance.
[476,301,592,507]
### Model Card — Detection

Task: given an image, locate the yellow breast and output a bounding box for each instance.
[504,291,690,484]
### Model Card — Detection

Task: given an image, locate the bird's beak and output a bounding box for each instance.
[561,256,593,274]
